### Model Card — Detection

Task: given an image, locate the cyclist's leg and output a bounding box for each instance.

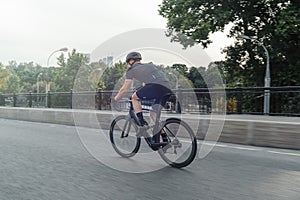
[131,92,146,126]
[133,84,161,126]
[151,95,171,143]
[149,107,169,144]
[132,92,142,113]
[153,86,174,143]
[135,84,172,143]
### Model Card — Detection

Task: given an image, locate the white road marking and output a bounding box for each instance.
[267,151,300,157]
[223,118,300,125]
[224,145,258,151]
[198,141,300,157]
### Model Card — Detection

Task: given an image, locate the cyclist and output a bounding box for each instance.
[114,52,172,144]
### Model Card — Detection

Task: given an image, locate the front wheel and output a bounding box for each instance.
[110,115,141,158]
[158,118,197,168]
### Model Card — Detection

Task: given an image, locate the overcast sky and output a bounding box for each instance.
[0,0,234,67]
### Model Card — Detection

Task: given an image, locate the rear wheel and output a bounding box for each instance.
[158,118,197,168]
[110,115,141,158]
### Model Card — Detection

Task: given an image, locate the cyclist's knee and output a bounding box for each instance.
[132,93,140,101]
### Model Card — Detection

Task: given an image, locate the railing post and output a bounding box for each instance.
[176,87,182,114]
[70,89,73,109]
[13,93,17,107]
[236,83,242,114]
[47,91,51,108]
[29,91,32,108]
[97,88,102,110]
[0,93,4,106]
[264,86,270,115]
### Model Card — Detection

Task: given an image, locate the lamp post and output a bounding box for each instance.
[36,73,43,107]
[45,47,68,106]
[168,72,180,113]
[237,34,270,114]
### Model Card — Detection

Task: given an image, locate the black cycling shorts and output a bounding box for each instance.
[135,83,172,109]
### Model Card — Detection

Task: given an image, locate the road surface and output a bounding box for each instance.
[0,118,299,200]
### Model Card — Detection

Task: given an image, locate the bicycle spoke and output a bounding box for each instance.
[158,118,197,168]
[110,115,141,158]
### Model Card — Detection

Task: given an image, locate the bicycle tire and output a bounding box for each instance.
[158,118,197,168]
[110,115,141,158]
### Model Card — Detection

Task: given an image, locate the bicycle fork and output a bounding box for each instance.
[120,115,134,138]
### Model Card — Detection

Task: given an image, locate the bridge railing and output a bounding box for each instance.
[0,86,299,116]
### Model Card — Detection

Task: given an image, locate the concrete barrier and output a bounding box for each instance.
[0,107,299,150]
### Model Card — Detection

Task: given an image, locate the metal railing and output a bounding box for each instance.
[0,86,299,116]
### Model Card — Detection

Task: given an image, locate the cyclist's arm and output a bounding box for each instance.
[114,79,133,101]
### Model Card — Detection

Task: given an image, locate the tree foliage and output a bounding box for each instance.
[55,49,90,91]
[159,0,300,86]
[0,65,12,93]
[0,63,20,93]
[101,61,127,90]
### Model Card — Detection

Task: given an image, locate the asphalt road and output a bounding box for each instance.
[0,118,299,200]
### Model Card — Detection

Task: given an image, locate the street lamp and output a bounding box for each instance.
[237,34,271,114]
[36,73,43,107]
[45,47,68,106]
[46,47,69,67]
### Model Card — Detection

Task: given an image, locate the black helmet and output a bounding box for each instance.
[126,52,142,63]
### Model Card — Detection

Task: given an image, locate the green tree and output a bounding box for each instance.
[89,61,108,90]
[0,64,10,93]
[5,61,45,93]
[171,64,189,77]
[6,73,20,93]
[101,61,127,90]
[0,64,20,93]
[159,0,300,86]
[186,66,207,88]
[55,49,89,91]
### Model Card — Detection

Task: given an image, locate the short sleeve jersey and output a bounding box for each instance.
[126,63,170,88]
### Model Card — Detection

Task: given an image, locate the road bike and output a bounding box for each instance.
[109,94,197,168]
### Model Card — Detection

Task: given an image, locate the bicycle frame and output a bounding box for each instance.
[110,96,198,168]
[128,99,164,137]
